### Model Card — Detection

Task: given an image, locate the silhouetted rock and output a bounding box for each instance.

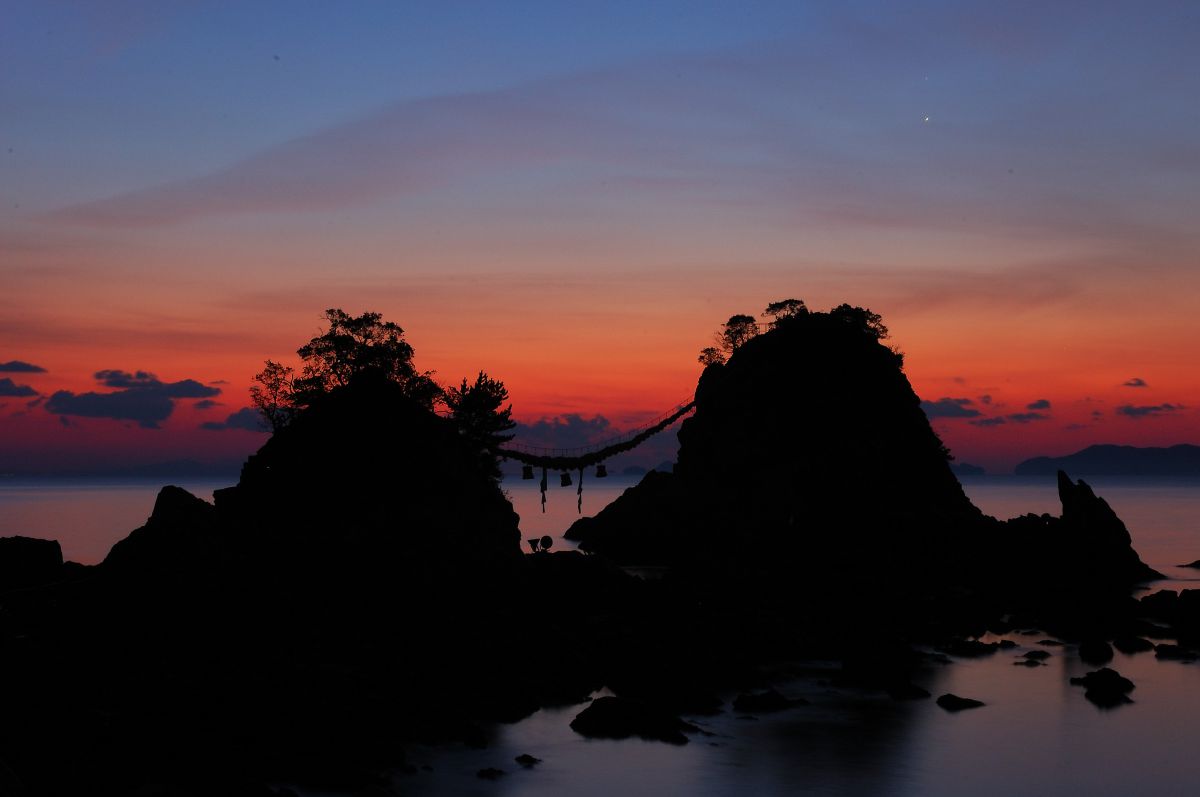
[1078,640,1114,665]
[565,308,1158,637]
[1154,644,1196,661]
[0,535,63,590]
[102,485,219,576]
[1180,560,1200,569]
[514,754,542,768]
[732,688,805,713]
[570,696,698,745]
[936,693,985,711]
[1023,650,1051,661]
[1055,472,1163,585]
[1113,636,1154,654]
[1070,668,1134,707]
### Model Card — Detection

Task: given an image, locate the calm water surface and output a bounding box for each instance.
[2,475,1199,795]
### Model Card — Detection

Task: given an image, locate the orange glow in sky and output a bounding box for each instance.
[2,3,1197,475]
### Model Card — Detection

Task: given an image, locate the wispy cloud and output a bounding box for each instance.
[1116,403,1185,419]
[921,397,981,419]
[0,360,46,373]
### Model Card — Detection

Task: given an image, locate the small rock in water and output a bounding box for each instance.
[1078,640,1114,665]
[477,768,506,780]
[1069,667,1135,708]
[936,693,985,711]
[998,639,1018,649]
[570,696,698,745]
[515,754,542,768]
[1023,649,1051,661]
[1013,659,1043,667]
[1178,560,1200,569]
[1113,636,1155,654]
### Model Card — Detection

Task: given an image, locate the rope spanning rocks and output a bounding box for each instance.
[495,400,696,471]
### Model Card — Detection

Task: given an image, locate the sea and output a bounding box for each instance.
[2,475,1199,796]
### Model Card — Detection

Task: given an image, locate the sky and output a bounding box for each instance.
[1,0,1198,475]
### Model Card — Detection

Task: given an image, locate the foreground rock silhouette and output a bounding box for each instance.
[0,304,1167,795]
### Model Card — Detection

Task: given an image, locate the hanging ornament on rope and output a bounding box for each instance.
[540,466,548,513]
[577,466,584,513]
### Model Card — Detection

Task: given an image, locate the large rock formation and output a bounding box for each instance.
[567,309,1158,612]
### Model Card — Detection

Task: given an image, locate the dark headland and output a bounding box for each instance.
[1,303,1193,796]
[1016,444,1200,477]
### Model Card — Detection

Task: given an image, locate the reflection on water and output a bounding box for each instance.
[395,639,1200,797]
[3,476,1199,795]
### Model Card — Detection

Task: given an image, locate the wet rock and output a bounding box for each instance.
[1069,668,1134,707]
[732,688,807,713]
[514,754,542,768]
[936,693,985,711]
[1154,644,1196,661]
[1023,650,1051,661]
[1078,640,1114,665]
[998,639,1018,649]
[476,768,505,780]
[1112,636,1154,654]
[570,696,698,745]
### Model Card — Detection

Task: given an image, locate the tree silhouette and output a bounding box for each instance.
[445,371,516,480]
[251,309,443,431]
[290,309,441,408]
[249,360,297,432]
[697,346,726,367]
[763,298,807,327]
[718,314,759,355]
[830,304,889,339]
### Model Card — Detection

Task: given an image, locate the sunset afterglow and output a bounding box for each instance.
[3,2,1197,474]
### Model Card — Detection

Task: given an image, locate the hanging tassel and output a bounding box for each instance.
[577,467,584,513]
[540,466,548,513]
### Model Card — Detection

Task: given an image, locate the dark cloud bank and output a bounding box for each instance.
[45,369,221,428]
[0,378,38,398]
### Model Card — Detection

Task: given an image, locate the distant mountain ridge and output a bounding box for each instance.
[1015,444,1200,477]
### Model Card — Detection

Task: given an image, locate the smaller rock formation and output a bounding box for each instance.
[1069,668,1134,707]
[936,694,985,711]
[570,696,698,745]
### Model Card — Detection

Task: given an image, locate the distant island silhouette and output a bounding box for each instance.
[0,302,1191,795]
[1016,444,1200,477]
